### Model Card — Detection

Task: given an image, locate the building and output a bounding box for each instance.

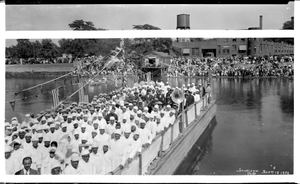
[172,38,294,58]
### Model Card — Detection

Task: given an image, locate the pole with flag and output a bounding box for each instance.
[78,83,85,104]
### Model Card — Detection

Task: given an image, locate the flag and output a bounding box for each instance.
[9,100,16,111]
[51,87,60,109]
[78,83,85,103]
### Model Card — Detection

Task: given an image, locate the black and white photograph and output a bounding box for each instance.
[4,36,294,176]
[1,1,299,184]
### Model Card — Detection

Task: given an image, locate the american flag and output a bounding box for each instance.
[51,87,60,109]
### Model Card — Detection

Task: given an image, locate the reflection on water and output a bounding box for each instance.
[5,76,293,175]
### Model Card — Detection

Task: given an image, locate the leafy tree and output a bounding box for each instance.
[132,24,161,30]
[69,19,106,31]
[40,39,59,61]
[15,39,33,59]
[282,17,294,30]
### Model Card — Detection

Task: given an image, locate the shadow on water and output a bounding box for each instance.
[174,116,217,175]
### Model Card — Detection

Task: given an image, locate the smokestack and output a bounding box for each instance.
[259,15,263,30]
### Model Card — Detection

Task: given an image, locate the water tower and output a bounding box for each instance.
[177,14,190,30]
[176,14,191,42]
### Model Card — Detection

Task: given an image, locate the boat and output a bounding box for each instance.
[110,93,217,175]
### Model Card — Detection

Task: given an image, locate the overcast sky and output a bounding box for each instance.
[6,3,294,31]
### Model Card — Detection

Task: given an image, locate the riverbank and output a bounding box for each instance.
[5,64,74,77]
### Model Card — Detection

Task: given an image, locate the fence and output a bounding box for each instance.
[110,93,211,175]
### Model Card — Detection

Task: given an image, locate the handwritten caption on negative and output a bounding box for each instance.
[236,168,290,175]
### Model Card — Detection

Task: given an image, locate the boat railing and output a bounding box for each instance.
[110,93,211,175]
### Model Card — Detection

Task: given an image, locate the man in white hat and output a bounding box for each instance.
[127,130,142,163]
[106,116,116,137]
[145,114,157,139]
[22,132,32,153]
[138,120,153,148]
[40,134,51,161]
[97,124,110,151]
[77,149,97,175]
[5,146,20,175]
[99,143,113,174]
[10,139,24,172]
[109,129,127,169]
[90,142,105,174]
[41,146,59,175]
[69,129,81,154]
[49,123,59,143]
[26,134,43,173]
[50,160,62,175]
[62,153,81,175]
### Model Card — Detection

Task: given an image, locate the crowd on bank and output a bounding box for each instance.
[5,81,212,175]
[167,55,294,77]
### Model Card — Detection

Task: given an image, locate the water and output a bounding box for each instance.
[5,76,294,175]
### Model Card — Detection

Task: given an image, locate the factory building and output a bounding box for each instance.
[173,14,294,57]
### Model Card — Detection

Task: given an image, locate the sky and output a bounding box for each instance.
[6,3,294,31]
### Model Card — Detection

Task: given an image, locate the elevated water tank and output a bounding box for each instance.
[177,14,190,29]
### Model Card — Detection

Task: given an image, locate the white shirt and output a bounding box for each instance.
[6,156,20,175]
[62,164,81,175]
[99,150,114,174]
[77,159,97,175]
[129,138,142,159]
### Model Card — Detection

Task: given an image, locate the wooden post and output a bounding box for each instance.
[159,132,164,156]
[185,109,189,127]
[139,154,142,175]
[170,124,174,144]
[194,102,197,118]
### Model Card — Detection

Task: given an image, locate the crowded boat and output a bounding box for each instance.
[5,80,212,175]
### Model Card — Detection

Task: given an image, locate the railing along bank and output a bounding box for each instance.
[110,93,211,175]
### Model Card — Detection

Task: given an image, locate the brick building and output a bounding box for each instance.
[172,38,294,58]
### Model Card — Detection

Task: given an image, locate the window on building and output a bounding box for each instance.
[232,45,237,51]
[192,48,199,56]
[241,38,245,42]
[232,38,237,42]
[254,38,256,41]
[222,48,230,54]
[254,47,257,54]
[218,45,221,54]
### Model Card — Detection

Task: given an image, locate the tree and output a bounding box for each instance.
[282,17,294,30]
[68,20,106,31]
[40,39,59,61]
[15,39,33,59]
[132,24,161,30]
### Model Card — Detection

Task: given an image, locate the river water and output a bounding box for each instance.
[5,76,294,175]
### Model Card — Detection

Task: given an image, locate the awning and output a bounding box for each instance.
[183,48,190,54]
[239,45,247,50]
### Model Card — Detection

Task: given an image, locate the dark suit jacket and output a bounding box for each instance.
[15,168,39,175]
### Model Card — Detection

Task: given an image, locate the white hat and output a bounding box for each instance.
[31,135,39,142]
[166,105,171,108]
[99,124,106,130]
[51,160,61,169]
[44,134,51,142]
[81,123,86,128]
[11,117,17,121]
[133,106,138,110]
[154,105,159,109]
[110,116,115,120]
[5,146,12,152]
[134,130,140,136]
[124,126,131,133]
[114,129,122,135]
[25,114,31,118]
[49,146,57,152]
[71,153,80,161]
[137,110,142,114]
[50,124,56,128]
[81,149,90,156]
[61,123,67,128]
[144,107,149,111]
[37,133,43,138]
[81,135,88,141]
[91,142,99,148]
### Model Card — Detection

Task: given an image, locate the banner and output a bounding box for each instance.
[9,100,16,111]
[121,156,140,175]
[51,87,60,109]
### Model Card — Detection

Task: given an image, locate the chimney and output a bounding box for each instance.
[291,16,294,21]
[259,15,263,30]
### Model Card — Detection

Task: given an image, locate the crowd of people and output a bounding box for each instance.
[167,55,294,78]
[5,80,212,175]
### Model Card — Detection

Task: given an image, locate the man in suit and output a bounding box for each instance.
[15,156,39,175]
